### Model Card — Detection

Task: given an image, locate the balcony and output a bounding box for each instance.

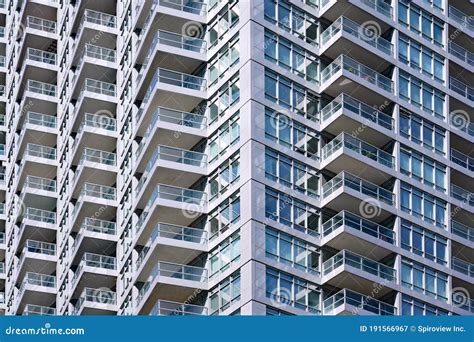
[322,210,395,259]
[449,42,474,67]
[26,16,56,34]
[26,112,57,129]
[448,5,474,32]
[22,208,56,225]
[319,94,394,145]
[74,287,117,315]
[450,77,474,102]
[83,44,116,63]
[136,184,207,238]
[72,253,117,296]
[451,184,474,207]
[18,208,56,246]
[452,220,474,243]
[80,183,116,201]
[150,300,207,316]
[320,16,393,61]
[135,223,207,280]
[81,79,116,98]
[82,9,117,28]
[322,172,395,220]
[17,240,56,282]
[322,250,396,294]
[320,55,393,102]
[323,289,396,315]
[358,0,393,18]
[157,0,206,15]
[26,80,57,98]
[22,304,56,316]
[452,257,474,279]
[451,148,474,172]
[17,272,56,312]
[321,133,394,182]
[136,261,207,314]
[26,48,57,65]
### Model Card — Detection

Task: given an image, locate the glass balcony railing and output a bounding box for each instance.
[26,112,57,128]
[23,272,56,288]
[83,9,116,28]
[321,55,393,93]
[452,221,474,242]
[81,217,117,235]
[83,79,116,97]
[24,240,56,256]
[23,304,56,316]
[83,112,117,132]
[81,183,116,201]
[323,289,396,315]
[81,148,116,166]
[0,262,4,274]
[158,0,207,15]
[321,17,392,56]
[451,148,474,171]
[449,42,474,66]
[24,208,56,224]
[26,80,57,96]
[0,144,4,156]
[0,56,6,67]
[138,261,207,304]
[322,171,395,205]
[450,77,474,101]
[143,68,206,104]
[75,287,116,314]
[25,143,56,160]
[320,94,393,130]
[137,223,207,270]
[449,5,474,31]
[84,44,116,63]
[455,296,474,313]
[452,257,474,278]
[359,0,393,18]
[137,106,206,131]
[26,48,57,65]
[0,232,4,244]
[0,85,5,96]
[0,114,5,126]
[150,300,208,316]
[323,250,396,281]
[80,252,116,270]
[322,210,395,244]
[322,132,394,169]
[451,184,474,206]
[0,27,4,38]
[25,175,56,192]
[26,16,56,33]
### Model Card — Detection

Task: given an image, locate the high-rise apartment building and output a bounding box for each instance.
[0,0,472,316]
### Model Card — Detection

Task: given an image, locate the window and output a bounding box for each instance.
[401,220,447,265]
[263,0,318,45]
[398,34,444,82]
[400,183,446,229]
[402,295,449,315]
[398,0,444,47]
[264,30,318,83]
[399,73,445,119]
[208,0,239,47]
[265,148,319,197]
[265,107,319,159]
[208,35,239,86]
[209,153,240,201]
[265,227,319,274]
[266,268,320,313]
[209,272,241,315]
[401,259,447,301]
[265,187,319,236]
[208,113,240,163]
[208,192,241,240]
[422,0,444,11]
[265,69,319,120]
[400,109,445,155]
[208,75,240,124]
[209,232,240,277]
[400,147,446,191]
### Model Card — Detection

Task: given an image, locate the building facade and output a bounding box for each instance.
[0,0,472,316]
